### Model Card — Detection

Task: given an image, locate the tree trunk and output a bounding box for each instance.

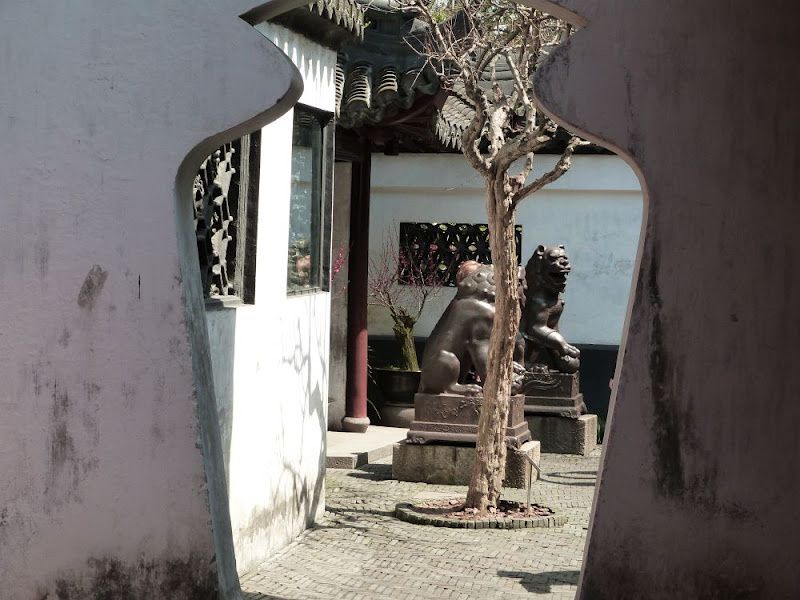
[392,313,419,372]
[465,181,521,512]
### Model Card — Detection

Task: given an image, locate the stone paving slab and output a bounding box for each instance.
[242,450,600,600]
[327,426,409,469]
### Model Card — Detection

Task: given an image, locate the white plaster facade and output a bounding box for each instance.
[368,153,643,346]
[205,22,336,574]
[0,1,309,597]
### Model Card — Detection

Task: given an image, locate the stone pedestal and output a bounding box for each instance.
[525,414,597,455]
[392,440,540,488]
[407,393,532,448]
[522,371,586,418]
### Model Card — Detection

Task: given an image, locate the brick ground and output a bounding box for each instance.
[241,450,600,600]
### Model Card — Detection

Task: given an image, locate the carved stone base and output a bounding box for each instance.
[393,440,540,488]
[522,371,587,418]
[341,416,370,433]
[407,393,532,448]
[525,414,597,456]
[525,393,587,418]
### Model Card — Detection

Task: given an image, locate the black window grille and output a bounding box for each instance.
[398,222,523,287]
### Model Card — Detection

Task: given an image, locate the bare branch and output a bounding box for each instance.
[395,0,585,514]
[511,136,589,208]
[368,225,443,327]
[476,27,522,75]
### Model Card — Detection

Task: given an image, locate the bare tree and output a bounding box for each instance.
[369,227,443,372]
[401,0,586,512]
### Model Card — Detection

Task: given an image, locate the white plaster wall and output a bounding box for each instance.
[368,153,642,346]
[205,23,335,573]
[258,22,337,110]
[0,2,305,597]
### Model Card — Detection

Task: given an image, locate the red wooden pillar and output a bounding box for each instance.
[343,150,371,433]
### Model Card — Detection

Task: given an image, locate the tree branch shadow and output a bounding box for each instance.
[497,569,581,594]
[540,469,597,487]
[344,463,393,481]
[324,505,397,519]
[242,593,291,600]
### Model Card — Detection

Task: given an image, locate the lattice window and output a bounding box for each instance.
[398,222,523,287]
[194,132,260,303]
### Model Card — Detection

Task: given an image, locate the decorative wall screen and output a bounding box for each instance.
[398,222,523,287]
[194,132,260,302]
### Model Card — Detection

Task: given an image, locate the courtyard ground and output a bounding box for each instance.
[241,450,600,600]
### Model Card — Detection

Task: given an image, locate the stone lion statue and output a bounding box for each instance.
[418,261,525,395]
[519,244,580,374]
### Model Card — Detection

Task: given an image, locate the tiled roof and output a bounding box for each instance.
[336,4,596,154]
[306,0,365,40]
[335,60,440,129]
[335,58,501,152]
[436,82,474,150]
[336,6,516,151]
[269,0,365,50]
[335,0,442,131]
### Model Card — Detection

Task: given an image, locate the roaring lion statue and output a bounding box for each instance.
[418,261,525,395]
[519,244,581,374]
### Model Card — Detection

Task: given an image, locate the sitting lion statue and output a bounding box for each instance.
[519,244,580,374]
[418,261,525,395]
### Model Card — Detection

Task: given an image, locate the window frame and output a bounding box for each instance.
[286,103,334,296]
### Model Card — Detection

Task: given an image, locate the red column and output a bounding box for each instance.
[343,151,371,433]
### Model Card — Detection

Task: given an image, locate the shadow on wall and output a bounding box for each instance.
[283,302,329,527]
[205,296,328,566]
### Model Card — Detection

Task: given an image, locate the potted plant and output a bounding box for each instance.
[369,228,443,426]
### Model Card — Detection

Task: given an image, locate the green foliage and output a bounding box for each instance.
[597,414,606,444]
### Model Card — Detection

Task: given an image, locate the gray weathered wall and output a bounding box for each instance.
[529,0,800,597]
[0,2,303,597]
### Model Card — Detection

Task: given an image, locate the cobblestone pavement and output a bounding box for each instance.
[241,450,600,600]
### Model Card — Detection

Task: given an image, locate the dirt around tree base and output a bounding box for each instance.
[395,499,568,529]
[416,498,553,519]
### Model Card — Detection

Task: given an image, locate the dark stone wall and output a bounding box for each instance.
[34,555,217,600]
[530,0,800,597]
